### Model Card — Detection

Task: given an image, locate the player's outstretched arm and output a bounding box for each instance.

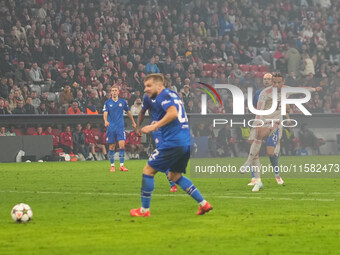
[103,112,109,127]
[136,109,147,136]
[127,110,137,130]
[141,106,177,134]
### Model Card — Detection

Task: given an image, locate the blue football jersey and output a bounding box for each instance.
[253,89,263,108]
[154,89,190,148]
[103,98,130,130]
[142,95,160,122]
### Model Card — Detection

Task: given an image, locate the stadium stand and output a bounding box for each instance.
[0,0,339,116]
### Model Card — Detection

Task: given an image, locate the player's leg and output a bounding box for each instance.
[165,169,177,192]
[266,129,284,184]
[247,129,256,185]
[252,154,263,192]
[118,140,128,171]
[240,126,273,172]
[168,146,212,215]
[130,164,158,217]
[106,127,117,171]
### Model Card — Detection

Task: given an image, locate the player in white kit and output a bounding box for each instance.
[240,73,322,192]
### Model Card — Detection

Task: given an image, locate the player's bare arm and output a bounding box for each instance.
[127,110,137,130]
[136,109,147,136]
[103,111,109,127]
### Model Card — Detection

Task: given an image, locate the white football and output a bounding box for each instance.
[11,203,33,223]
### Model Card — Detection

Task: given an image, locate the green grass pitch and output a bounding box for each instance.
[1,156,340,255]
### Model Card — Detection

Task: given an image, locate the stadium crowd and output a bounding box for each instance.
[0,0,339,116]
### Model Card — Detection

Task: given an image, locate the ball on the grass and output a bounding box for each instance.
[11,203,33,223]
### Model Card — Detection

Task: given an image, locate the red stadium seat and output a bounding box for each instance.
[13,129,23,136]
[26,127,36,135]
[240,64,250,72]
[258,65,269,72]
[249,65,259,72]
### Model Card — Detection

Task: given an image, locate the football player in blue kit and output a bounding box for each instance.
[130,74,212,217]
[136,94,178,192]
[103,86,136,172]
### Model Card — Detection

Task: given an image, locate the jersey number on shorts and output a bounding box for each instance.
[149,149,159,161]
[174,99,188,123]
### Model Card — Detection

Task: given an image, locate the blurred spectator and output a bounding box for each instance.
[6,93,17,113]
[145,57,160,74]
[59,85,74,111]
[12,100,26,114]
[33,126,44,136]
[29,62,44,85]
[217,124,237,157]
[83,123,107,160]
[0,76,9,99]
[31,91,41,109]
[43,126,59,148]
[86,100,98,115]
[0,97,10,114]
[130,98,142,115]
[24,97,36,114]
[0,126,6,136]
[75,91,87,113]
[67,101,82,115]
[73,123,90,160]
[281,127,296,156]
[48,101,59,114]
[298,123,320,154]
[37,102,48,114]
[126,130,143,159]
[59,125,73,154]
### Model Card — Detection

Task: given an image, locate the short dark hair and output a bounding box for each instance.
[272,72,283,78]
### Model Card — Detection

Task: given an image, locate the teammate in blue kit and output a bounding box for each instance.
[103,86,136,172]
[136,94,178,192]
[130,74,212,217]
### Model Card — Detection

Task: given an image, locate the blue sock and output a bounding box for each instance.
[251,170,255,178]
[165,170,176,187]
[175,176,204,203]
[119,149,124,164]
[270,155,279,176]
[108,150,115,164]
[141,174,154,209]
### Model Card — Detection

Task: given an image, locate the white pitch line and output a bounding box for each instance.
[0,190,335,202]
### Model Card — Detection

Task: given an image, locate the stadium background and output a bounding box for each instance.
[1,1,340,254]
[1,0,340,161]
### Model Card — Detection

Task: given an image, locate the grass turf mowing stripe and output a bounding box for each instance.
[0,190,336,202]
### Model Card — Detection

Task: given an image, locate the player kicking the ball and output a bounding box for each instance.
[130,74,212,217]
[136,93,178,192]
[103,86,136,172]
[240,73,322,192]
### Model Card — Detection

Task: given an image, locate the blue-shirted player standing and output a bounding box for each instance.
[130,74,212,217]
[103,86,136,172]
[136,94,178,192]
